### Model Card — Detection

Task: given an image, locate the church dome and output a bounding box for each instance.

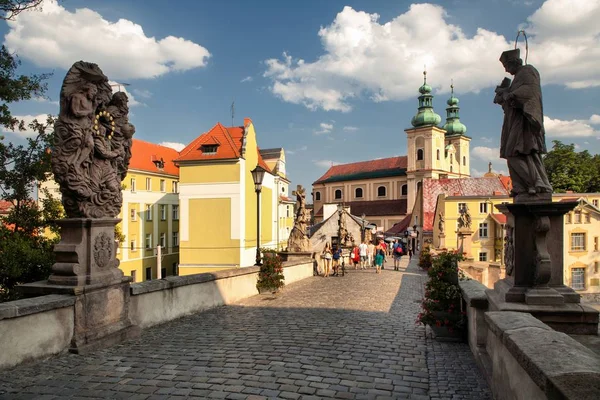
[442,83,467,136]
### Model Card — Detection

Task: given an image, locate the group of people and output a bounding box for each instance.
[320,238,412,277]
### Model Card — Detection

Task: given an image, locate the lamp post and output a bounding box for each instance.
[413,224,419,252]
[251,165,266,266]
[361,213,366,242]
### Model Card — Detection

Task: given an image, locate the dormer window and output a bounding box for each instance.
[152,156,165,169]
[201,145,218,154]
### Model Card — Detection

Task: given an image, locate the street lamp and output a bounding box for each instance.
[361,213,366,242]
[251,165,266,265]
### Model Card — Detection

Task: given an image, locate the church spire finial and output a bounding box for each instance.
[423,65,427,84]
[488,161,492,173]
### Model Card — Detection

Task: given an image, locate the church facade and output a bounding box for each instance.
[313,72,471,233]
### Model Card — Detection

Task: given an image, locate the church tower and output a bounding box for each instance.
[405,70,446,211]
[442,83,470,177]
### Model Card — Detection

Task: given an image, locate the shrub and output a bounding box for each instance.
[418,246,432,270]
[256,249,285,293]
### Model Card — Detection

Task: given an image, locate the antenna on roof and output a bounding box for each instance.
[230,100,235,126]
[110,82,131,92]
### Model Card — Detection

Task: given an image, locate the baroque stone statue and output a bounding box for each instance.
[52,61,135,218]
[287,185,311,252]
[494,48,552,201]
[438,213,445,234]
[457,206,471,230]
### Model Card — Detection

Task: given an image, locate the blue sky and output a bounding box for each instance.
[2,0,599,196]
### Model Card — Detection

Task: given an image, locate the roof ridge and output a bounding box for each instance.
[219,123,240,158]
[178,122,221,159]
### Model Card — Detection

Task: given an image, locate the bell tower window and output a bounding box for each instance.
[417,149,424,161]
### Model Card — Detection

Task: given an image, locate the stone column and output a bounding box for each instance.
[438,233,446,249]
[457,228,474,260]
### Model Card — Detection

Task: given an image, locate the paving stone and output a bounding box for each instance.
[0,256,490,399]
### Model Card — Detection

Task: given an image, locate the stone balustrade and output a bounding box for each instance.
[0,258,313,370]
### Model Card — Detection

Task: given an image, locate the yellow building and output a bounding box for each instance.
[174,118,282,274]
[259,148,295,250]
[120,139,180,282]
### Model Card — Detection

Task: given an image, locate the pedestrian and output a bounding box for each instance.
[375,242,385,274]
[367,241,375,268]
[379,239,387,269]
[322,242,333,277]
[351,244,360,270]
[332,246,342,276]
[392,239,403,271]
[359,240,368,269]
[408,242,413,260]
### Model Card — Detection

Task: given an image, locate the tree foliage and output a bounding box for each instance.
[0,0,44,21]
[543,140,600,193]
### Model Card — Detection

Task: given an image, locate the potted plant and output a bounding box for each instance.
[416,249,467,341]
[256,249,285,295]
[418,246,433,270]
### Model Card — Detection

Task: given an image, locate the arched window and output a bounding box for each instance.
[355,188,363,198]
[463,156,466,166]
[417,181,422,192]
[315,191,321,201]
[436,149,440,160]
[377,186,386,197]
[334,189,342,200]
[450,165,453,172]
[401,184,408,196]
[417,149,424,161]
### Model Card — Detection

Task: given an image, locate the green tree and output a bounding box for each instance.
[543,140,599,193]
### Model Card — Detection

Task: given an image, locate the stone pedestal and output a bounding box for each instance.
[438,233,446,249]
[457,228,474,259]
[19,218,139,353]
[486,202,599,335]
[278,251,313,262]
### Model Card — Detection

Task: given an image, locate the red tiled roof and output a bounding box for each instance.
[0,200,13,214]
[314,199,407,217]
[559,198,579,202]
[314,156,407,184]
[422,177,510,232]
[490,213,507,224]
[385,213,412,235]
[130,139,180,176]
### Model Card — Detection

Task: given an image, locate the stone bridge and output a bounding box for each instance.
[0,257,490,399]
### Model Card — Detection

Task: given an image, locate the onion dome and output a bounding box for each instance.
[442,83,467,136]
[411,69,442,128]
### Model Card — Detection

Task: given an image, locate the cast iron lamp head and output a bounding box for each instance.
[251,165,266,192]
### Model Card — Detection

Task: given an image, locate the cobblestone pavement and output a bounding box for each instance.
[0,256,490,399]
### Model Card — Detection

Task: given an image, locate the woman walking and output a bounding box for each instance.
[322,242,333,277]
[374,241,385,274]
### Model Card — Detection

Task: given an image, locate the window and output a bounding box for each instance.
[571,268,585,290]
[145,204,152,220]
[463,156,466,166]
[355,188,363,198]
[594,199,599,208]
[315,191,321,201]
[436,149,440,160]
[401,184,408,196]
[566,213,572,224]
[480,203,488,214]
[146,177,151,191]
[575,211,582,224]
[450,165,453,173]
[131,270,137,283]
[595,262,599,274]
[160,233,166,248]
[458,203,467,212]
[286,206,290,218]
[377,186,386,197]
[172,232,179,247]
[160,205,166,220]
[130,178,136,192]
[145,267,152,281]
[417,181,422,192]
[130,208,136,221]
[479,222,488,238]
[160,179,166,192]
[595,237,598,251]
[571,232,586,251]
[145,234,152,249]
[130,240,136,252]
[172,181,178,193]
[334,189,342,200]
[586,213,591,223]
[172,205,179,220]
[417,148,424,161]
[479,252,488,262]
[201,144,218,154]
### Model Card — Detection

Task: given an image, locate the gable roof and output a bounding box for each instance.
[314,199,407,218]
[259,148,282,160]
[129,139,180,176]
[314,156,408,184]
[176,122,243,163]
[422,177,511,232]
[385,213,412,235]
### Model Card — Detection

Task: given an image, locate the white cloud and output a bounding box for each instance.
[193,85,203,90]
[109,81,143,107]
[32,96,59,106]
[590,114,600,124]
[480,136,493,143]
[286,145,307,155]
[1,114,52,138]
[343,126,358,132]
[240,76,253,83]
[264,0,600,111]
[314,122,334,135]
[314,159,341,168]
[472,146,500,161]
[159,142,185,152]
[132,89,152,99]
[4,0,210,80]
[544,115,600,137]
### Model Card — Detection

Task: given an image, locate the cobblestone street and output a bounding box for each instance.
[0,257,490,399]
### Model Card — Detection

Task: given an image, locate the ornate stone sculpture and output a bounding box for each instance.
[457,206,471,229]
[287,185,311,252]
[494,48,552,202]
[503,225,514,276]
[52,61,135,218]
[438,213,445,234]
